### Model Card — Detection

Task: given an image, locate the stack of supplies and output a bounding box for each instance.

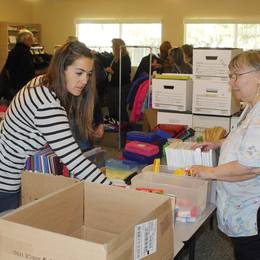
[105,159,139,183]
[126,131,167,157]
[165,140,217,169]
[123,141,160,164]
[202,126,226,142]
[24,146,64,175]
[153,124,195,141]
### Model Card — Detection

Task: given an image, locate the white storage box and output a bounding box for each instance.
[192,78,240,116]
[152,78,193,111]
[193,48,242,78]
[157,111,193,127]
[192,114,231,137]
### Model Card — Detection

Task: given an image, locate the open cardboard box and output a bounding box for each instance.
[21,171,78,205]
[0,181,174,260]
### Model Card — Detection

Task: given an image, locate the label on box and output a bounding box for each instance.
[134,219,157,260]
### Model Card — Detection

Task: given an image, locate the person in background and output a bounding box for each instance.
[181,44,193,67]
[4,29,35,100]
[191,50,260,260]
[158,41,172,73]
[0,41,111,213]
[167,47,192,74]
[132,54,160,82]
[105,38,131,122]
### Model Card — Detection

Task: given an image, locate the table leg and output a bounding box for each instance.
[188,236,195,260]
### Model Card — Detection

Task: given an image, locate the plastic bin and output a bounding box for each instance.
[131,172,209,220]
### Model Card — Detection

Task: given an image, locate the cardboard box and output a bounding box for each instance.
[152,78,193,111]
[192,78,240,116]
[143,108,158,132]
[157,111,193,127]
[0,181,174,260]
[193,48,242,78]
[21,171,78,205]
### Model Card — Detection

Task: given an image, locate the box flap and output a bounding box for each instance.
[4,182,84,236]
[0,220,107,260]
[21,171,78,205]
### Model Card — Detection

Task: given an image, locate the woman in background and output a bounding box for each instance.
[167,47,192,74]
[105,38,131,122]
[0,41,111,213]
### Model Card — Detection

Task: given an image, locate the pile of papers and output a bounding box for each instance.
[165,141,217,169]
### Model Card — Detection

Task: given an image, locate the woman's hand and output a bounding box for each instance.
[192,140,222,151]
[191,165,215,179]
[104,67,113,74]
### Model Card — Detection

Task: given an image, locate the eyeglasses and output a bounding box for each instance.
[228,70,258,81]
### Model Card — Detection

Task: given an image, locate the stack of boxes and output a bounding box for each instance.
[192,48,242,136]
[150,48,243,137]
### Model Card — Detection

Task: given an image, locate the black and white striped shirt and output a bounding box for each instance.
[0,76,110,193]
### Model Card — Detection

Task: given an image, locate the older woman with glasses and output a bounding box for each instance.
[191,50,260,260]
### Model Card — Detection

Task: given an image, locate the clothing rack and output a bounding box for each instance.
[118,45,153,150]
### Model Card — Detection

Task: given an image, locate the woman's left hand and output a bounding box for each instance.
[93,124,104,139]
[191,165,215,179]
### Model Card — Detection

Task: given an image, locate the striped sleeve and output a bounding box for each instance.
[33,94,111,185]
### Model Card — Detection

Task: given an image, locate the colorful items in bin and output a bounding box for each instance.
[153,124,187,137]
[152,158,160,174]
[134,187,165,194]
[174,127,195,141]
[202,127,226,142]
[174,168,192,176]
[105,159,139,181]
[123,150,160,165]
[175,199,199,223]
[125,141,159,156]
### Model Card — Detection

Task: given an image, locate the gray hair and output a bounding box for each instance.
[16,29,33,43]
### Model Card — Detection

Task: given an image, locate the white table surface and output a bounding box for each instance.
[174,203,216,242]
[174,238,184,257]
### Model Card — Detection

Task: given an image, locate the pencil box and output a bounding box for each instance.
[105,158,139,172]
[123,150,160,165]
[124,141,159,156]
[126,131,158,142]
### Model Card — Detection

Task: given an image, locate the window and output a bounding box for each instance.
[185,21,260,50]
[76,22,161,65]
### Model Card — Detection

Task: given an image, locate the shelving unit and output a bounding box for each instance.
[0,22,41,70]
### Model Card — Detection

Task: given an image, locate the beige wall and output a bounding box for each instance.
[30,0,260,53]
[0,0,32,22]
[2,0,260,53]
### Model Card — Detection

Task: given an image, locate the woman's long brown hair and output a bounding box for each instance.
[43,41,96,139]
